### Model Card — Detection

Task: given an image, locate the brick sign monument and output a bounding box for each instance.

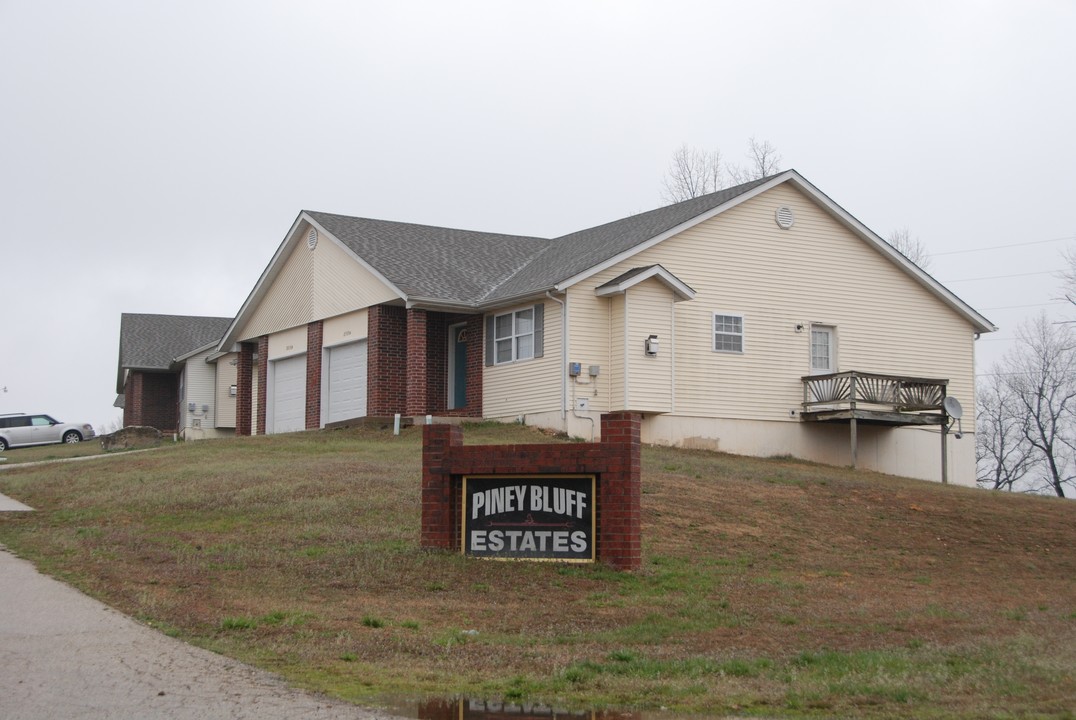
[421,412,642,570]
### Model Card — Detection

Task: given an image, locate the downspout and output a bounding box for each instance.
[546,291,567,423]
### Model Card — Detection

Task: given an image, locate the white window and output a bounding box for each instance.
[494,308,534,364]
[713,313,744,353]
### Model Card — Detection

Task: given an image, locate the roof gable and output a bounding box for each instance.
[595,265,696,301]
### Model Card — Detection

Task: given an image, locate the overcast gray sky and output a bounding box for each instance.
[2,0,1074,433]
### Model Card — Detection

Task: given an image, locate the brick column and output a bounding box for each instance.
[256,335,268,435]
[465,314,484,416]
[598,412,642,570]
[306,320,324,429]
[406,308,429,416]
[236,343,254,436]
[124,372,143,427]
[367,305,407,416]
[422,423,463,549]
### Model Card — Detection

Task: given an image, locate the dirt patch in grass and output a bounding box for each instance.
[1,423,1073,718]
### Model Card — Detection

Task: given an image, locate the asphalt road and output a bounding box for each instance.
[0,502,405,720]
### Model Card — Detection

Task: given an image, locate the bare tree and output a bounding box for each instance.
[1001,313,1076,497]
[1059,246,1076,306]
[726,137,782,184]
[887,227,932,271]
[976,370,1037,491]
[661,144,724,203]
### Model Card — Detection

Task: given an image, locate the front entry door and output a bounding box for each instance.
[449,324,468,410]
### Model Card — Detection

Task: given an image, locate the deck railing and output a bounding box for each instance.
[802,371,948,414]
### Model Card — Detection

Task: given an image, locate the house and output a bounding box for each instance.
[116,313,235,438]
[206,170,994,484]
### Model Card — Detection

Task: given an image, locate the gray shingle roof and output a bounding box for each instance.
[117,314,233,391]
[306,177,773,307]
[305,213,548,304]
[485,177,772,302]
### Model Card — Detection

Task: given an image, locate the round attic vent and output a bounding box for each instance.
[307,228,318,250]
[775,206,795,229]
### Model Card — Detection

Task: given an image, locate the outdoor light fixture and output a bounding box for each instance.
[645,335,659,356]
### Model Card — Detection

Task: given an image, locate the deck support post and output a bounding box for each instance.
[849,416,858,469]
[940,424,949,484]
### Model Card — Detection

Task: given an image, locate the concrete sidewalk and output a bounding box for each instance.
[0,492,33,511]
[0,525,403,719]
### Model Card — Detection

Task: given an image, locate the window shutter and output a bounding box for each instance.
[485,315,495,366]
[533,303,544,358]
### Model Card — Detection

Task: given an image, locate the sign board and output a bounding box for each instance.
[462,475,595,562]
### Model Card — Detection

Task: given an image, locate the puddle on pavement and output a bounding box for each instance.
[376,696,759,720]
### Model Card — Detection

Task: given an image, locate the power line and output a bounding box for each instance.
[933,234,1076,256]
[978,301,1068,311]
[941,270,1057,283]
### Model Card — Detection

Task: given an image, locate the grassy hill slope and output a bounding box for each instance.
[0,423,1073,718]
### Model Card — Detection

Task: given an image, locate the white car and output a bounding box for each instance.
[0,413,96,451]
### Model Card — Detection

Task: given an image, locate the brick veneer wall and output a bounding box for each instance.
[123,372,143,427]
[366,304,484,419]
[425,312,483,418]
[256,335,268,435]
[236,342,254,436]
[125,371,179,433]
[406,308,429,415]
[462,314,484,415]
[367,305,407,416]
[421,412,642,570]
[306,320,323,429]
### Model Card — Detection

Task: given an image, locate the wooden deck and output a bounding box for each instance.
[801,371,948,426]
[801,371,954,480]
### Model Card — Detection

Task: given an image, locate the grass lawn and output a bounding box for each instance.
[0,422,1073,718]
[0,437,110,463]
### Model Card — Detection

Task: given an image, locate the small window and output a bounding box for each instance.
[810,325,836,373]
[713,313,744,353]
[31,416,51,427]
[495,308,535,364]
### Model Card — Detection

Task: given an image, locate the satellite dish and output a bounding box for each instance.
[943,397,963,419]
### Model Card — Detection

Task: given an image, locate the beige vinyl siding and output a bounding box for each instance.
[238,223,397,342]
[267,326,307,360]
[609,294,625,410]
[323,309,369,348]
[311,239,396,319]
[567,183,976,424]
[181,350,218,431]
[688,184,971,419]
[483,300,563,419]
[624,279,674,413]
[214,353,238,428]
[564,287,614,413]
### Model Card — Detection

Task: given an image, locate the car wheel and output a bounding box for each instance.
[62,430,82,444]
[0,437,7,452]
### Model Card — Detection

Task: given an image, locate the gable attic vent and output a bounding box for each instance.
[775,207,795,229]
[307,228,318,250]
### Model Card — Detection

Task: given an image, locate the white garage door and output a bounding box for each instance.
[326,340,367,424]
[270,355,306,434]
